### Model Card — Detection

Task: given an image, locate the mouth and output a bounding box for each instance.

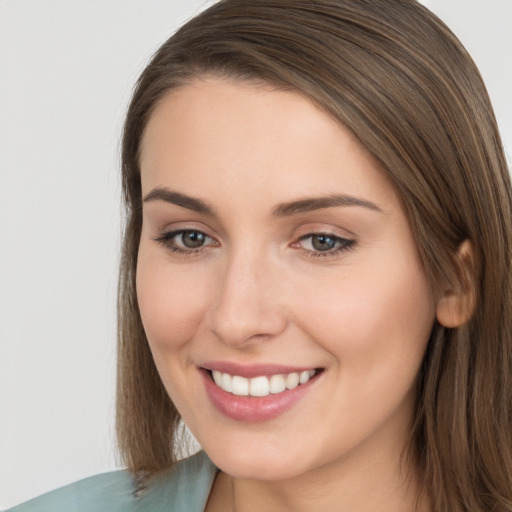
[199,364,324,422]
[206,368,321,397]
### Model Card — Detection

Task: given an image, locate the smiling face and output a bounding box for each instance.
[136,78,436,482]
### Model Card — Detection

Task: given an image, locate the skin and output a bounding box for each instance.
[136,78,436,511]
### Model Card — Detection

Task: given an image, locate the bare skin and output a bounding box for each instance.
[206,431,428,512]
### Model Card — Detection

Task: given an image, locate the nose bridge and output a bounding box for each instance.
[208,243,286,346]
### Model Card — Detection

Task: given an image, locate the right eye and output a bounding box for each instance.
[154,229,217,254]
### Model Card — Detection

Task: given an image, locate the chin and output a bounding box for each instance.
[215,455,300,481]
[201,433,313,481]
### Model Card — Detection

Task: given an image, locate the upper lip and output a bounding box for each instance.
[200,361,319,378]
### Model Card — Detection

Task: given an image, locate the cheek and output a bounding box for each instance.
[136,248,210,352]
[290,253,435,448]
[294,252,435,371]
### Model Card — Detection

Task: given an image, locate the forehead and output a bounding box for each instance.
[139,78,400,214]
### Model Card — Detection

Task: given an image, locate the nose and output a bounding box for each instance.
[207,248,288,348]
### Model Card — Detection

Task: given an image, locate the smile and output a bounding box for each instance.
[201,361,325,423]
[201,363,323,422]
[211,369,317,397]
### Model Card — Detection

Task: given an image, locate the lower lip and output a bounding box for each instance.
[201,369,319,422]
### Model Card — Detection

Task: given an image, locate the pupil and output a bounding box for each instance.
[182,231,205,248]
[312,234,335,251]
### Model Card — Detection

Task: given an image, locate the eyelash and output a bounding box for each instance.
[295,233,356,258]
[153,229,356,259]
[154,229,217,256]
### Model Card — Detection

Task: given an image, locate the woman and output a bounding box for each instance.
[9,0,512,510]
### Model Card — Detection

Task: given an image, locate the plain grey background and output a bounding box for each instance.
[0,0,511,508]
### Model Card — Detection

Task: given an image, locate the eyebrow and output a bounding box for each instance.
[272,195,382,217]
[143,188,215,215]
[143,187,382,217]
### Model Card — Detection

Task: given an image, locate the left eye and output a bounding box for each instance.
[298,233,355,254]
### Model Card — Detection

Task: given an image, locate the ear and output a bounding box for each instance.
[436,240,476,328]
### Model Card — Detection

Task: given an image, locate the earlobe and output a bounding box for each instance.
[436,240,476,328]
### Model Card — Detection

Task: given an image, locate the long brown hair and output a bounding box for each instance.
[117,1,512,509]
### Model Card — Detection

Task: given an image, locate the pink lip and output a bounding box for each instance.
[201,361,317,378]
[199,365,321,423]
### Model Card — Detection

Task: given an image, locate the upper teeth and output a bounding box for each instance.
[211,370,316,397]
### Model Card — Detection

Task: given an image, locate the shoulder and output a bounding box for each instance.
[6,451,217,512]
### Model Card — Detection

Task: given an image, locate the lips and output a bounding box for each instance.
[200,362,322,422]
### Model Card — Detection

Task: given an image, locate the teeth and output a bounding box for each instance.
[221,372,232,393]
[210,369,317,397]
[212,370,223,387]
[285,372,299,390]
[250,376,270,397]
[299,370,310,384]
[269,374,286,394]
[232,375,249,396]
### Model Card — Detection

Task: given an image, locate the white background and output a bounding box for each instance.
[0,0,511,508]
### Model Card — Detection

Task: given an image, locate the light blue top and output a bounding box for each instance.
[6,451,217,512]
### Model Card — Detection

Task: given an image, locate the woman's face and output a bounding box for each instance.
[137,78,435,481]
